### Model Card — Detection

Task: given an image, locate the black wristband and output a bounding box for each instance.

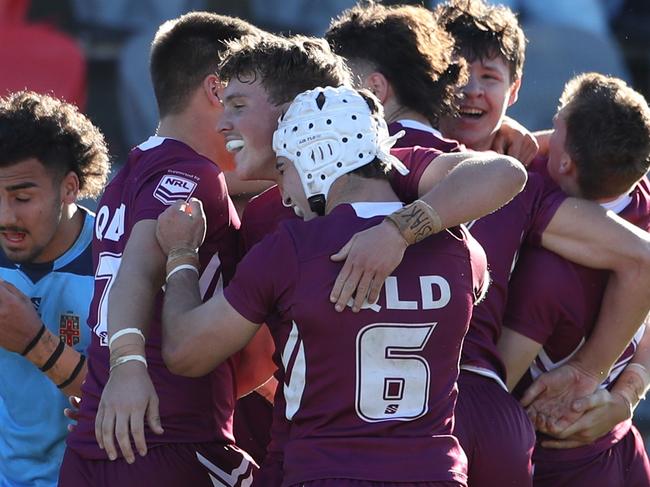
[57,354,86,389]
[22,324,46,356]
[40,339,65,372]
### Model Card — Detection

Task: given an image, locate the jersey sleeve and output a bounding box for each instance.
[389,147,442,204]
[130,159,230,227]
[524,173,567,247]
[224,226,298,325]
[502,246,564,344]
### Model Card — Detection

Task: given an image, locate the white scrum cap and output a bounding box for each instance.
[272,85,408,213]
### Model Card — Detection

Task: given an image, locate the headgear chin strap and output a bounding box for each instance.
[273,86,408,215]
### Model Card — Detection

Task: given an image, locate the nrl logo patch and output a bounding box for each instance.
[153,175,197,205]
[60,313,81,346]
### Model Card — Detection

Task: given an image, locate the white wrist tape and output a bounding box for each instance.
[108,328,145,350]
[109,354,147,373]
[626,363,650,399]
[166,263,199,282]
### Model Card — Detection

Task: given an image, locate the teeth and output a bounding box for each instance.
[461,108,483,116]
[225,140,245,152]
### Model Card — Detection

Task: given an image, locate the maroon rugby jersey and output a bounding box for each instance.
[388,120,465,152]
[504,175,650,460]
[226,202,487,485]
[389,120,567,384]
[461,173,566,383]
[67,136,241,458]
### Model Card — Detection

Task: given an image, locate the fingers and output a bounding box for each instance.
[540,438,585,449]
[352,272,374,313]
[115,413,136,464]
[69,395,81,409]
[95,405,105,451]
[491,134,507,155]
[0,280,23,297]
[100,410,118,461]
[366,275,385,306]
[520,379,547,408]
[337,267,363,313]
[572,389,607,413]
[330,238,352,263]
[130,410,147,458]
[146,394,164,435]
[330,243,354,311]
[187,197,204,218]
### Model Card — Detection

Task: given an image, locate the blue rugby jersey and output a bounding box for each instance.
[0,208,94,487]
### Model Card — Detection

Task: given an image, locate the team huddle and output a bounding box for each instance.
[1,0,650,486]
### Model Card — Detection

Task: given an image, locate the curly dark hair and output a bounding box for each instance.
[218,35,352,106]
[150,12,262,117]
[0,91,110,199]
[325,2,467,125]
[560,73,650,199]
[434,0,526,83]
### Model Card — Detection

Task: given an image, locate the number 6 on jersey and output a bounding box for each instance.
[356,323,436,422]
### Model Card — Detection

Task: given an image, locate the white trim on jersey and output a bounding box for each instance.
[350,202,403,219]
[199,252,222,299]
[137,136,168,151]
[600,192,633,214]
[531,325,645,389]
[396,119,445,139]
[460,365,509,392]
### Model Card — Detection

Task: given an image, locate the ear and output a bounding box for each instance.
[507,78,522,107]
[558,152,576,176]
[202,73,223,107]
[60,171,80,204]
[363,72,390,105]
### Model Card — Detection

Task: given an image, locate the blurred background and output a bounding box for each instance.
[2,0,650,445]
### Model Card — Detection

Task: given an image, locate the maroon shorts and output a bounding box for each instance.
[293,481,462,487]
[454,371,535,487]
[533,424,650,487]
[59,441,256,487]
[252,449,284,487]
[234,391,273,466]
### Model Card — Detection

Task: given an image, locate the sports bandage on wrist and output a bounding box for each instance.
[39,339,65,372]
[166,264,199,282]
[22,324,46,356]
[108,328,145,350]
[384,200,443,245]
[57,354,86,389]
[625,363,650,400]
[166,247,199,278]
[109,354,147,373]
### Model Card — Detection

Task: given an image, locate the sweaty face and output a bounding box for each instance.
[439,56,520,150]
[0,158,67,264]
[218,77,285,182]
[275,157,317,220]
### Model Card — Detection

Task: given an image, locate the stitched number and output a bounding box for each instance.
[356,323,436,422]
[93,252,122,346]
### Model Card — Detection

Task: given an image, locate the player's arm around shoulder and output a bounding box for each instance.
[329,150,527,313]
[539,204,650,390]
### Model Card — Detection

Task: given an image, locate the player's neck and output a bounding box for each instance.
[325,176,399,214]
[383,99,430,126]
[157,112,219,163]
